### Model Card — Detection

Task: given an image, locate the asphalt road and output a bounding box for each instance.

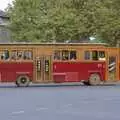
[0,85,120,120]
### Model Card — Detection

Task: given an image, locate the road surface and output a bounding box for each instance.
[0,85,120,120]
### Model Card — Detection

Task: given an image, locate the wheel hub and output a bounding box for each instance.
[21,78,26,83]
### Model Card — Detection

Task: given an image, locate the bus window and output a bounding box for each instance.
[70,51,76,60]
[99,51,105,60]
[54,51,61,60]
[92,51,98,60]
[84,51,90,60]
[24,51,33,60]
[62,50,69,60]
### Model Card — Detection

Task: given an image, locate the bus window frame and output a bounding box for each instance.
[0,48,34,62]
[53,49,78,61]
[83,49,106,61]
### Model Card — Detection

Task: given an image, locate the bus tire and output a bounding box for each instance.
[89,73,101,86]
[83,81,90,86]
[16,75,30,87]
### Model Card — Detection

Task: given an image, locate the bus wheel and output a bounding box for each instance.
[89,73,101,86]
[16,75,30,87]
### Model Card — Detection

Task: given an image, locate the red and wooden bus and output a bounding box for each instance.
[0,43,119,86]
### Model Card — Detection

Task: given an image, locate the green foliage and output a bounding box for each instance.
[7,0,120,46]
[94,0,120,46]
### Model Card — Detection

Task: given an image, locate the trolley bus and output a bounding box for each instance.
[0,43,119,86]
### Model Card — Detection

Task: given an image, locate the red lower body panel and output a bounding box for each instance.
[53,61,106,83]
[0,62,33,82]
[53,72,79,83]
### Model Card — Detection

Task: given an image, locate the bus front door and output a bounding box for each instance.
[35,55,52,83]
[107,48,119,82]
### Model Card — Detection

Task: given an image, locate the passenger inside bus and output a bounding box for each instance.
[24,51,32,60]
[0,50,10,60]
[11,51,17,60]
[17,51,23,60]
[54,51,61,60]
[62,50,69,60]
[1,53,5,60]
[84,51,105,61]
[0,49,33,61]
[92,51,105,61]
[98,51,105,60]
[84,51,90,60]
[54,50,77,60]
[11,50,32,60]
[70,51,76,60]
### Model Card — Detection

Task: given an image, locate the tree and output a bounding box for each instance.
[94,0,120,46]
[7,0,120,46]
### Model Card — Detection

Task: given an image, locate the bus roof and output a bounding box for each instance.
[0,42,107,46]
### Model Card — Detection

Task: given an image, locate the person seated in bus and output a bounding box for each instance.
[54,53,60,60]
[0,50,10,60]
[23,51,32,60]
[4,50,10,60]
[1,54,5,60]
[62,54,68,60]
[54,51,60,60]
[28,51,32,59]
[11,51,17,60]
[11,56,16,60]
[17,52,23,60]
[70,51,76,60]
[54,56,60,60]
[70,55,76,60]
[70,57,76,60]
[99,51,106,61]
[62,51,69,60]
